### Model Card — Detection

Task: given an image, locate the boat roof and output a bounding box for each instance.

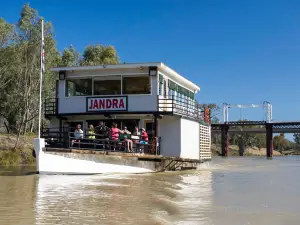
[50,62,200,92]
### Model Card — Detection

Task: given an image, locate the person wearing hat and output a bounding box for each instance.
[140,128,149,144]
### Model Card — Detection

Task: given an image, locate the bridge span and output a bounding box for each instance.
[212,128,300,133]
[210,120,300,158]
[210,102,300,158]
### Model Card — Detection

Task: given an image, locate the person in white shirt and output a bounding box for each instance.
[72,124,83,146]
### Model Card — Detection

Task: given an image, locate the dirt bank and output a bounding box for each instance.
[0,135,35,166]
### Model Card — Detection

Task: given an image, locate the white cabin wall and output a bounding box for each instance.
[180,118,200,160]
[57,74,158,114]
[159,116,181,157]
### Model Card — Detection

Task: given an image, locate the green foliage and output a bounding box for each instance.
[0,151,22,166]
[0,18,14,47]
[293,133,300,146]
[0,149,35,166]
[81,44,120,65]
[0,3,121,140]
[61,45,80,66]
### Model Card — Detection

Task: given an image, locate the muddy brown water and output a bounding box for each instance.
[0,157,300,225]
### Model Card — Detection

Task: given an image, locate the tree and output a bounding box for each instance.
[61,45,80,66]
[0,3,121,145]
[0,4,60,147]
[293,133,300,146]
[200,103,220,123]
[81,44,119,65]
[0,18,14,47]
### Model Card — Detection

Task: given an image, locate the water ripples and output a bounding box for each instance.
[1,157,300,224]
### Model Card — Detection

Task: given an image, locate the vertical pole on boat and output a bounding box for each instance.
[153,114,158,137]
[38,19,44,139]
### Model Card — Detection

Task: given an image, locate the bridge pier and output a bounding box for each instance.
[266,123,273,158]
[221,125,229,156]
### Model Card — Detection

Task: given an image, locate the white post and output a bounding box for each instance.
[223,103,226,123]
[270,104,272,122]
[226,105,229,122]
[38,19,44,139]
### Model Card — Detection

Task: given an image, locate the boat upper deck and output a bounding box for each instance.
[46,62,210,123]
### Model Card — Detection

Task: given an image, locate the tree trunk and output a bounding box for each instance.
[3,121,10,133]
[30,121,34,133]
[239,140,245,156]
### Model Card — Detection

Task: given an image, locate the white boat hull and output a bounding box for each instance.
[34,138,154,175]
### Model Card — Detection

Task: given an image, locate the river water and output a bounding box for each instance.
[0,156,300,225]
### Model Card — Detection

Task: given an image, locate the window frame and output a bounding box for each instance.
[64,74,152,98]
[65,78,93,97]
[122,75,152,95]
[93,75,122,96]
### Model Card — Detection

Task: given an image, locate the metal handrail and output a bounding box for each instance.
[42,128,160,155]
[44,98,57,115]
[158,95,205,122]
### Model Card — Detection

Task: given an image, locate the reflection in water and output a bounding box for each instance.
[35,172,213,225]
[0,173,37,225]
[1,157,300,225]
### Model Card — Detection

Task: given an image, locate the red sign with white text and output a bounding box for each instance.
[87,97,127,111]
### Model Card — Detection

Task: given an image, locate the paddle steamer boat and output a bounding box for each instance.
[34,62,211,174]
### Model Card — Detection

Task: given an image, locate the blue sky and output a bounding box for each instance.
[1,0,300,129]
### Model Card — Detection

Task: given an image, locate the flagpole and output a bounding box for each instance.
[38,19,44,139]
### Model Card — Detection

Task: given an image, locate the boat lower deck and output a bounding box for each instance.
[43,147,207,173]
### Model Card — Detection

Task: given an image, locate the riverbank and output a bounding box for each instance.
[0,135,35,166]
[1,134,299,166]
[211,144,300,156]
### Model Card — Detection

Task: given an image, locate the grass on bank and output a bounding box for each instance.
[0,134,36,166]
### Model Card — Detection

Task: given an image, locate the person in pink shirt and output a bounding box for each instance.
[110,123,123,140]
[110,123,123,151]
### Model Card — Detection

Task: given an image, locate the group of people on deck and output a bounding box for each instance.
[72,121,149,152]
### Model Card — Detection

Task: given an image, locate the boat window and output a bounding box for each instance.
[66,79,92,96]
[122,76,151,94]
[93,76,121,95]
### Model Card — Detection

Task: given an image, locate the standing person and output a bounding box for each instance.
[95,121,109,139]
[87,124,96,148]
[87,124,95,139]
[110,123,123,151]
[95,121,110,149]
[71,124,83,146]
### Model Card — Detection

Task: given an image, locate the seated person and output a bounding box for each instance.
[121,127,133,152]
[71,124,83,146]
[131,126,141,144]
[140,128,149,144]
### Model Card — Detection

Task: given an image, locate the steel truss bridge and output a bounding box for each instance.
[210,102,300,158]
[211,121,300,133]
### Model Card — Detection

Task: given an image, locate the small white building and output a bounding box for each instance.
[39,62,211,174]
